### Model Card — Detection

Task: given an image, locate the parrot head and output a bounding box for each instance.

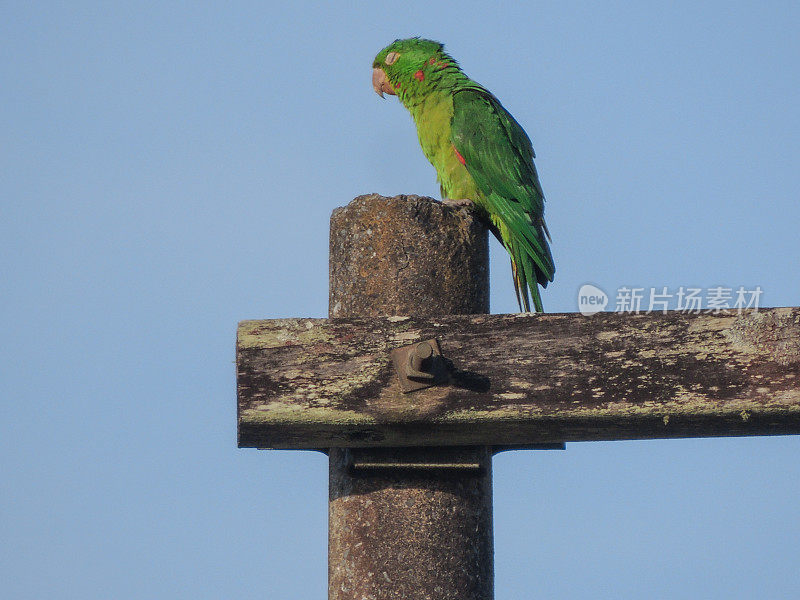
[372,38,459,101]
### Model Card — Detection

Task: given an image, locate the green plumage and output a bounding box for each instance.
[372,38,554,312]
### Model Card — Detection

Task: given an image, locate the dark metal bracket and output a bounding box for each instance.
[345,444,566,474]
[390,338,450,393]
[346,447,487,474]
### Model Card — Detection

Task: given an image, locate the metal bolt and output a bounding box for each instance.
[411,341,433,369]
[407,341,435,381]
[390,338,446,392]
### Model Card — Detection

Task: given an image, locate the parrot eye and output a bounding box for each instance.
[385,52,400,65]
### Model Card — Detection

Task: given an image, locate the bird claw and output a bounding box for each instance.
[441,198,474,208]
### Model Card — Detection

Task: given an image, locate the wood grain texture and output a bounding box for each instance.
[237,307,800,448]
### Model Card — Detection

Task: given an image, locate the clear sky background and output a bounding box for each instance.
[2,2,799,598]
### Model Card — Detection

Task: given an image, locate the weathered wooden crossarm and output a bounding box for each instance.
[237,307,800,449]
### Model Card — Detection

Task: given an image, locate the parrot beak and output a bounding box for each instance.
[372,67,396,98]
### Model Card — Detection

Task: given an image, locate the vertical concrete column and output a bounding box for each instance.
[328,194,493,600]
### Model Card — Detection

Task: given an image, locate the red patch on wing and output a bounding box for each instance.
[414,70,424,81]
[453,145,466,166]
[428,57,436,65]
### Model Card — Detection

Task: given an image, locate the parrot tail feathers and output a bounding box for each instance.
[510,255,528,312]
[509,240,544,313]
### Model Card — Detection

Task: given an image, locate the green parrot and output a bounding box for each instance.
[372,38,554,312]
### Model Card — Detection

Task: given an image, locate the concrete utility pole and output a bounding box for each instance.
[328,193,493,600]
[236,194,800,599]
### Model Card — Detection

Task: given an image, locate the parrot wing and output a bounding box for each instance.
[450,87,554,310]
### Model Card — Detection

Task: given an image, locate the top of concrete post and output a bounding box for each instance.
[329,194,489,318]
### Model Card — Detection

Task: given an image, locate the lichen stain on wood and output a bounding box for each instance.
[237,308,800,448]
[724,307,800,365]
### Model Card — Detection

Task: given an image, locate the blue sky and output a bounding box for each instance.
[2,1,799,598]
